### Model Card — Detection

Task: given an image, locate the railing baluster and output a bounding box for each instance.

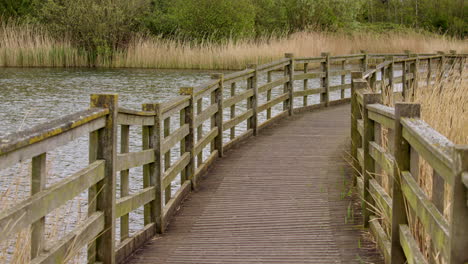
[230,82,236,139]
[196,98,203,167]
[31,152,46,259]
[341,60,346,99]
[164,117,171,203]
[266,71,272,119]
[120,125,130,240]
[361,50,368,72]
[89,94,118,264]
[351,72,364,185]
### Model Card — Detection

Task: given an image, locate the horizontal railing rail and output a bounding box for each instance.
[350,51,467,264]
[0,50,465,264]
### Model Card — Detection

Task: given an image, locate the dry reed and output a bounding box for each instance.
[1,22,467,69]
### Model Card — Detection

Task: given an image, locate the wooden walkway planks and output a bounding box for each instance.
[126,104,383,264]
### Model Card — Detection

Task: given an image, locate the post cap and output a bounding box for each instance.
[321,52,330,57]
[284,53,294,58]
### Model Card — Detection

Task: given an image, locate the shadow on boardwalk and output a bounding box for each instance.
[126,104,383,264]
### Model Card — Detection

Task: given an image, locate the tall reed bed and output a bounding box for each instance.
[1,22,467,69]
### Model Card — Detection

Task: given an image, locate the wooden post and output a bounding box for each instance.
[370,71,377,92]
[230,82,237,139]
[303,63,309,105]
[120,125,130,240]
[409,54,419,98]
[284,53,295,115]
[142,103,164,233]
[362,92,381,227]
[387,56,395,98]
[427,57,432,87]
[351,72,364,185]
[196,97,203,167]
[163,117,171,204]
[246,65,258,135]
[437,51,445,81]
[360,50,368,72]
[341,60,346,99]
[321,52,330,106]
[31,153,46,259]
[211,74,224,156]
[448,146,468,264]
[401,61,408,100]
[89,94,118,264]
[266,71,273,119]
[390,103,420,264]
[180,87,196,189]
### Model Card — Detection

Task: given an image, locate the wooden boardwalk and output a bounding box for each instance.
[126,104,383,264]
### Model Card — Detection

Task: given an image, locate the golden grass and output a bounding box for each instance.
[1,21,467,69]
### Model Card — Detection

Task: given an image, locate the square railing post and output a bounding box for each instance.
[284,53,295,115]
[449,146,468,263]
[180,87,197,189]
[361,92,381,227]
[321,52,330,106]
[360,50,368,72]
[211,74,225,154]
[246,65,259,135]
[142,103,164,234]
[351,72,365,185]
[390,103,420,264]
[88,94,118,264]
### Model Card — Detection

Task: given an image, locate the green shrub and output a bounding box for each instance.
[38,0,149,63]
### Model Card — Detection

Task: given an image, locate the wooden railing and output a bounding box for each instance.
[350,51,467,263]
[0,51,465,264]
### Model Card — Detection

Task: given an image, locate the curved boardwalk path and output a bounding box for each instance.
[127,104,383,264]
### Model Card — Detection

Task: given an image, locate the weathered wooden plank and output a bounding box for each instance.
[162,153,191,188]
[117,112,154,126]
[224,90,254,108]
[161,124,190,154]
[31,153,46,259]
[293,102,327,114]
[258,77,289,93]
[0,160,105,241]
[194,128,218,157]
[401,118,454,184]
[118,108,154,116]
[223,109,254,131]
[369,179,393,220]
[116,150,155,171]
[401,171,449,258]
[195,103,218,127]
[223,69,255,85]
[357,119,364,136]
[293,57,324,64]
[161,96,191,120]
[357,176,364,194]
[116,187,156,218]
[258,111,289,131]
[357,148,364,168]
[162,181,191,228]
[256,58,290,72]
[31,212,104,264]
[369,141,395,177]
[194,150,218,180]
[193,80,219,100]
[0,116,106,170]
[293,88,326,97]
[368,111,395,130]
[120,125,130,241]
[329,70,350,77]
[399,224,428,264]
[369,216,391,262]
[258,93,289,112]
[115,223,155,264]
[0,108,108,156]
[293,72,325,81]
[367,104,395,119]
[329,83,351,92]
[223,129,254,152]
